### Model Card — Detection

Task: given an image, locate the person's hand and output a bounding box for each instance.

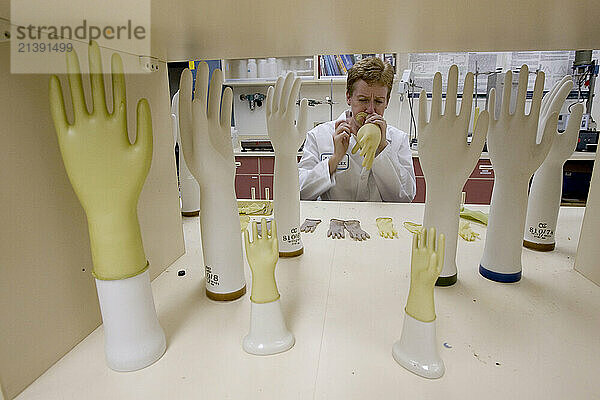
[405,227,445,322]
[179,62,235,189]
[418,64,488,189]
[266,72,308,156]
[329,120,351,174]
[243,218,280,303]
[49,41,151,280]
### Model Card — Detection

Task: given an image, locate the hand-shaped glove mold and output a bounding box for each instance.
[524,77,583,251]
[179,63,246,300]
[418,65,489,286]
[344,220,370,241]
[49,41,165,371]
[49,42,152,281]
[171,91,200,216]
[393,227,446,379]
[266,72,308,256]
[376,217,398,239]
[351,123,381,169]
[243,218,294,355]
[480,65,571,283]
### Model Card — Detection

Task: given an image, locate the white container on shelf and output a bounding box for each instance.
[258,59,268,78]
[247,59,257,78]
[267,58,277,78]
[237,59,247,79]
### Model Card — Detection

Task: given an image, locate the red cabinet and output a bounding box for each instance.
[411,157,494,205]
[235,155,276,199]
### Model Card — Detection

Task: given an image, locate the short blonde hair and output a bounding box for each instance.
[346,57,394,100]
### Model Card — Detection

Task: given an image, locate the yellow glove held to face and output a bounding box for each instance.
[351,123,381,170]
[49,41,152,280]
[376,217,398,239]
[405,227,445,323]
[243,218,280,304]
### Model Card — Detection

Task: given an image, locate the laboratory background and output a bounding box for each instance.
[1,1,600,399]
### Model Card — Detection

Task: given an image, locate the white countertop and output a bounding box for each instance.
[17,202,599,399]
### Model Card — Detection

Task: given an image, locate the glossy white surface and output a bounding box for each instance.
[16,202,599,400]
[243,300,295,356]
[95,271,166,372]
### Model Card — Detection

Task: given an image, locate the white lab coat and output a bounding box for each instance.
[299,111,416,202]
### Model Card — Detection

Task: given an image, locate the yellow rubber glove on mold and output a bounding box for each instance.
[49,41,152,280]
[405,228,445,323]
[244,219,280,304]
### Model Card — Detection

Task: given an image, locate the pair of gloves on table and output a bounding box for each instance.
[327,219,370,241]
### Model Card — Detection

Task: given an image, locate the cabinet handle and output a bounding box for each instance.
[251,187,256,200]
[264,187,270,201]
[235,161,241,167]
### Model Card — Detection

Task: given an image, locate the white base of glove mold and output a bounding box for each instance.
[392,313,444,379]
[243,299,295,356]
[95,270,166,372]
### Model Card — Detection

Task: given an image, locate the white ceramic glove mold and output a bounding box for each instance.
[266,72,308,256]
[524,76,583,251]
[479,65,571,282]
[179,63,246,300]
[418,64,488,286]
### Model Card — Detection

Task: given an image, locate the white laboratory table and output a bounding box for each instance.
[17,202,599,399]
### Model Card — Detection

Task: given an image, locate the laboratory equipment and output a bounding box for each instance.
[524,77,583,251]
[243,219,294,355]
[48,41,166,371]
[418,65,488,286]
[171,91,200,216]
[393,227,445,379]
[479,65,571,283]
[266,72,308,256]
[247,58,257,78]
[179,63,247,300]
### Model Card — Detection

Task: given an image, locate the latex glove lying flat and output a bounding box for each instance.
[300,218,321,233]
[344,220,370,241]
[458,220,480,241]
[327,218,345,239]
[376,217,399,239]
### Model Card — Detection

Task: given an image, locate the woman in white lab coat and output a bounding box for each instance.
[299,57,416,202]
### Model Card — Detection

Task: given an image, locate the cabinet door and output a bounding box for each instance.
[259,175,273,200]
[412,176,426,203]
[235,175,259,199]
[462,179,494,204]
[259,156,275,174]
[235,156,259,174]
[413,157,423,177]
